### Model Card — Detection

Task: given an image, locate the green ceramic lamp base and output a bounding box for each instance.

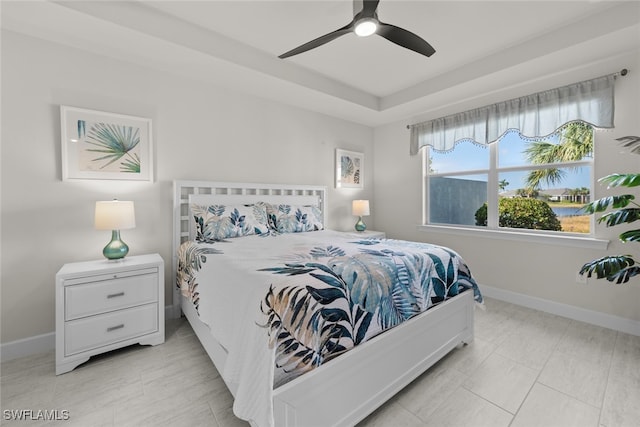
[355,216,367,232]
[103,230,129,260]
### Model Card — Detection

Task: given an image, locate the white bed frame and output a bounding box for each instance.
[172,180,475,427]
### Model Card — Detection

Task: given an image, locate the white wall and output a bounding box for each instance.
[374,50,640,325]
[3,29,638,349]
[0,31,374,344]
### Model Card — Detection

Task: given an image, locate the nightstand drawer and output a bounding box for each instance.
[65,269,158,320]
[64,303,158,356]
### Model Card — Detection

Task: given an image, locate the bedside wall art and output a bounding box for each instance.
[60,106,153,181]
[335,149,364,189]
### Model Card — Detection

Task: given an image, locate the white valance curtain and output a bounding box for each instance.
[409,73,617,155]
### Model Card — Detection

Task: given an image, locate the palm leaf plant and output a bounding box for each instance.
[579,136,640,284]
[341,156,355,180]
[524,122,593,190]
[85,122,141,173]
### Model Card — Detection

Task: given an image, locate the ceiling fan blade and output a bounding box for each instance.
[360,0,380,17]
[377,22,436,57]
[279,23,354,59]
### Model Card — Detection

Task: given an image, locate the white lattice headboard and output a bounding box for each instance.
[171,180,328,310]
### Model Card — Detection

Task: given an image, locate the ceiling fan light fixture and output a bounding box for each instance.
[278,0,435,59]
[354,18,377,37]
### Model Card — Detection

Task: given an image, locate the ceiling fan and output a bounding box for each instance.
[278,0,435,59]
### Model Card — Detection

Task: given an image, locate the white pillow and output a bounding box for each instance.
[265,203,324,234]
[191,203,269,242]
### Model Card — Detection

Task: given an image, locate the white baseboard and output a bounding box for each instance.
[481,284,640,337]
[0,305,178,363]
[0,331,55,363]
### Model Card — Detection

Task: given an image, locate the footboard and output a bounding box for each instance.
[272,290,475,427]
[182,278,474,427]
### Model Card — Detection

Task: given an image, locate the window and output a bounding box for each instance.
[425,123,594,235]
[410,72,621,241]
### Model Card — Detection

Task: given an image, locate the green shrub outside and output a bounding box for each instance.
[475,198,562,231]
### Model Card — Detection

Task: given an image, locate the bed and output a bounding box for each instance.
[172,180,481,427]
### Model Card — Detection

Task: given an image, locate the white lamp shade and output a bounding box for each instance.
[95,200,136,230]
[352,200,370,216]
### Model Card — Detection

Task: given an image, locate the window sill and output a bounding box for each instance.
[417,224,609,250]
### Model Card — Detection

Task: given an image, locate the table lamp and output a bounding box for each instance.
[352,200,370,232]
[94,200,136,260]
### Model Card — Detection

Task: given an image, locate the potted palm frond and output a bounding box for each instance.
[579,136,640,283]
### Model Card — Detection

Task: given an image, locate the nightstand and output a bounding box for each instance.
[342,230,386,239]
[55,253,164,375]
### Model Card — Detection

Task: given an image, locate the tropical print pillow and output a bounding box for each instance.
[191,204,269,242]
[265,203,324,233]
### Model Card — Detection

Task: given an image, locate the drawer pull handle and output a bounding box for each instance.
[107,324,125,332]
[107,292,125,299]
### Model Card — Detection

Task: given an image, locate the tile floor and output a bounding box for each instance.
[1,297,638,427]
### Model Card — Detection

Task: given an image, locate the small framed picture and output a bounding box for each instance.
[336,149,364,189]
[60,106,153,181]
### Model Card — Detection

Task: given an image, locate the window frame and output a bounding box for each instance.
[420,138,609,250]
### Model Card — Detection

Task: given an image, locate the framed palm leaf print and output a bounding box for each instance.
[335,149,363,188]
[60,106,153,181]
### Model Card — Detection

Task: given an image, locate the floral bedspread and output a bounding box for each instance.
[176,230,482,426]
